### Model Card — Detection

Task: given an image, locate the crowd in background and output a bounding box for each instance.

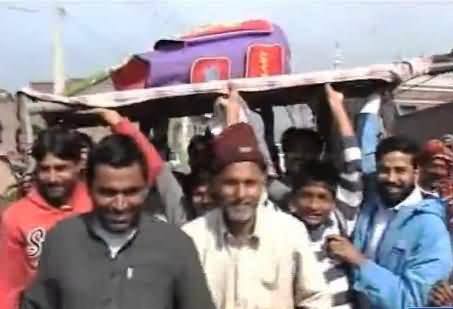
[0,84,453,309]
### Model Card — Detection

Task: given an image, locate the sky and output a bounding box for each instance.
[1,0,453,92]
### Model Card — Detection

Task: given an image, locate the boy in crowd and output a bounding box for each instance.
[290,160,355,308]
[287,83,366,308]
[268,85,363,236]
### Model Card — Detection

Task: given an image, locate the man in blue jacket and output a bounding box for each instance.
[327,135,452,309]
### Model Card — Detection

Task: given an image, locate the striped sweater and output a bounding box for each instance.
[307,216,355,309]
[312,136,362,308]
[269,136,362,309]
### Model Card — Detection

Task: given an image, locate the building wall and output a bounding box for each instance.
[395,102,453,143]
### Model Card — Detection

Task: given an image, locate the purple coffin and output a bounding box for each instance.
[111,20,291,90]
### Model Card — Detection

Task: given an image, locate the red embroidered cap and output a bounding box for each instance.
[212,123,265,172]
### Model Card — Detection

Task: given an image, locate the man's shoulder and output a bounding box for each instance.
[47,213,88,240]
[258,207,313,252]
[140,214,195,244]
[417,196,444,209]
[266,206,301,224]
[1,197,38,227]
[261,206,309,239]
[398,197,446,223]
[182,209,219,236]
[412,199,448,227]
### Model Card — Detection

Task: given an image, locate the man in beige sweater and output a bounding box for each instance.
[183,121,331,309]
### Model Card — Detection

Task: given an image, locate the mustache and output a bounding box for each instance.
[223,201,256,208]
[379,182,403,189]
[46,184,65,188]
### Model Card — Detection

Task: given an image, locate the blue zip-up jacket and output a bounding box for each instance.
[352,194,452,309]
[354,107,452,308]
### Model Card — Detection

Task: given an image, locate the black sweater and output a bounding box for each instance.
[21,212,215,309]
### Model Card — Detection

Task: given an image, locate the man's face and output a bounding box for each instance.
[284,143,320,179]
[36,153,80,206]
[290,182,335,228]
[213,161,265,223]
[420,158,449,191]
[191,184,214,216]
[377,151,417,207]
[91,163,147,233]
[189,144,210,171]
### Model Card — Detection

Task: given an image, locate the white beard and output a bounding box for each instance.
[224,204,256,223]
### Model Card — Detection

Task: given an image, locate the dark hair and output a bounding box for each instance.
[376,136,420,166]
[292,160,339,195]
[281,127,323,154]
[188,134,212,155]
[75,131,94,150]
[184,169,213,196]
[86,134,148,185]
[32,127,82,162]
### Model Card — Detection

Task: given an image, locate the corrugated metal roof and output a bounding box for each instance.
[395,72,453,108]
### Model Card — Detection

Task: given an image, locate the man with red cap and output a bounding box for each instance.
[182,122,330,309]
[426,138,453,307]
[418,139,453,198]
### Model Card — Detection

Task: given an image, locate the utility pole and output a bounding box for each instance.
[7,4,66,94]
[53,5,66,95]
[333,41,343,69]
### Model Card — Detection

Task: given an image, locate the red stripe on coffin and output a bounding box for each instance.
[246,43,285,77]
[182,20,272,39]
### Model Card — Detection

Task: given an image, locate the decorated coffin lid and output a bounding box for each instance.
[111,19,291,90]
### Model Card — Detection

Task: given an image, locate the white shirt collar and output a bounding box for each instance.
[419,186,439,198]
[91,216,137,258]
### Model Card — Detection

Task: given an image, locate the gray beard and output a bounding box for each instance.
[223,204,256,223]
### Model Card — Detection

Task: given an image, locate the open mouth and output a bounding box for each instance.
[385,186,402,194]
[105,214,131,223]
[303,214,323,222]
[47,186,66,195]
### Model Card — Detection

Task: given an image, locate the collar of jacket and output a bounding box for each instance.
[82,211,151,254]
[354,191,446,253]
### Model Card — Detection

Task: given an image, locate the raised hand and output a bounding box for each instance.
[92,108,123,126]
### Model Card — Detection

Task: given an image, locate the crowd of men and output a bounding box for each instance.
[0,84,453,309]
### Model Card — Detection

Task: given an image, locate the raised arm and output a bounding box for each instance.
[95,109,164,184]
[356,94,382,176]
[95,109,187,224]
[216,89,276,176]
[325,84,363,234]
